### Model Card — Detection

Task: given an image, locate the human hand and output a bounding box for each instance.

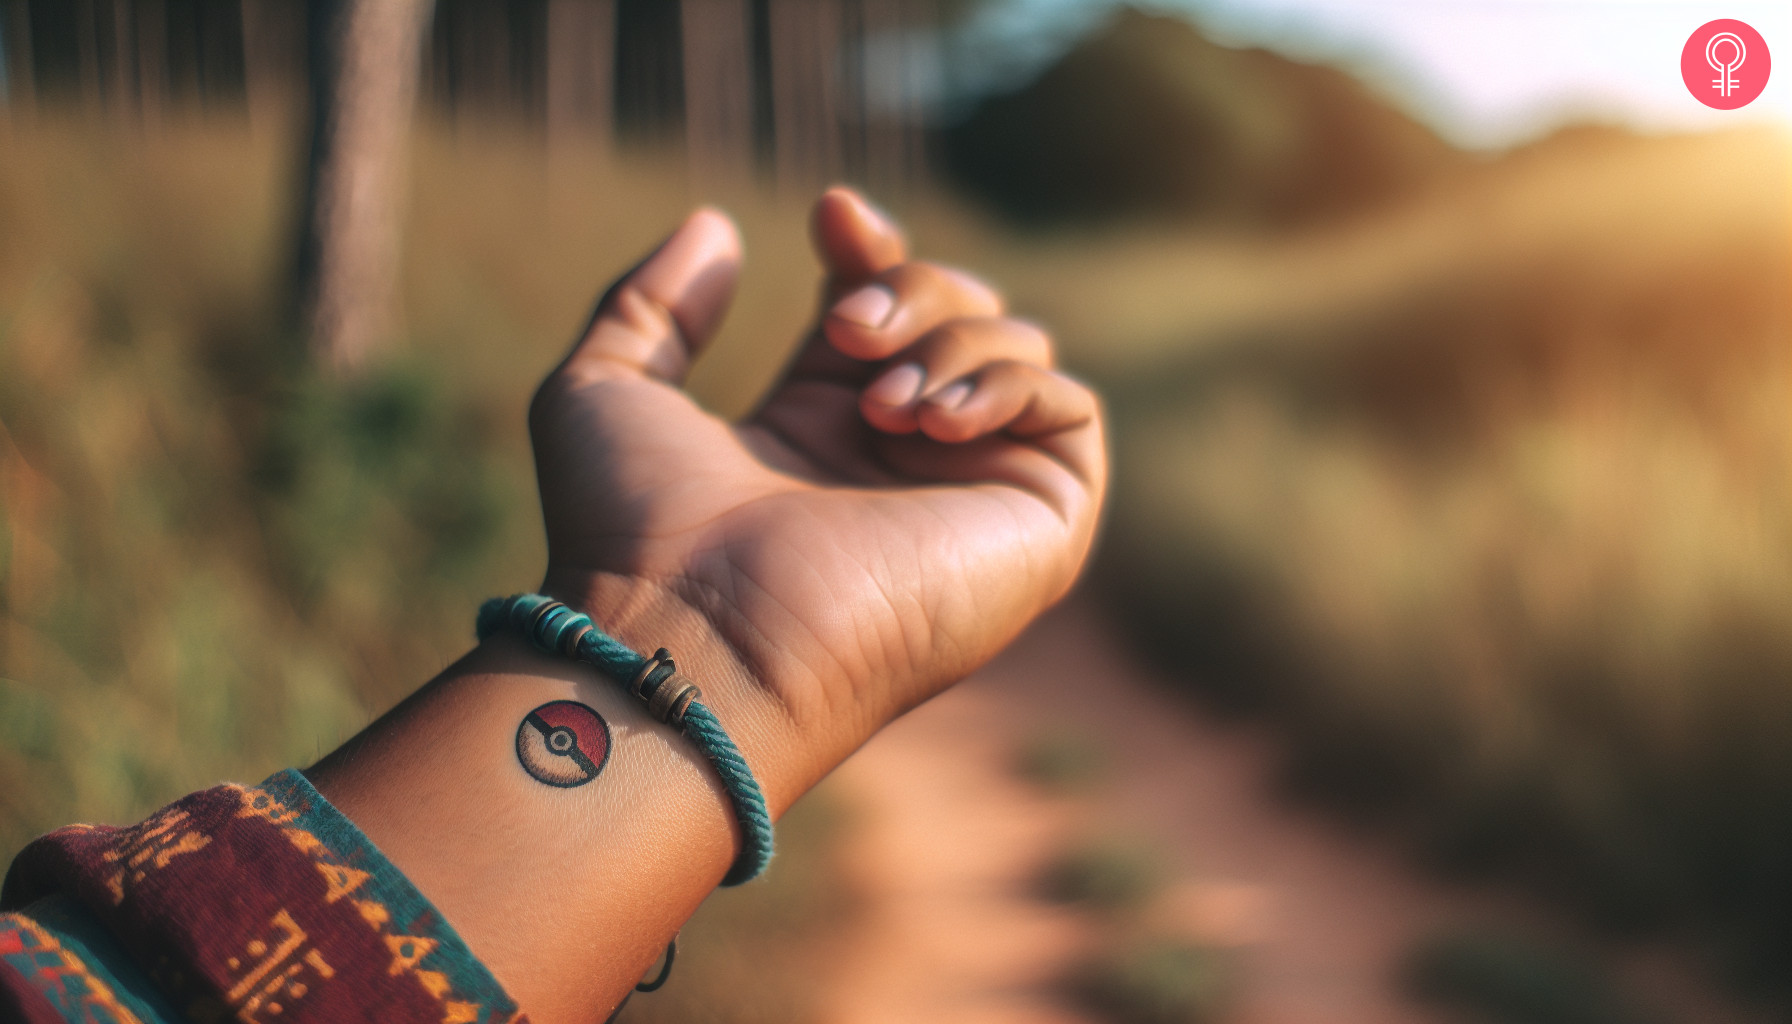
[527,188,1107,811]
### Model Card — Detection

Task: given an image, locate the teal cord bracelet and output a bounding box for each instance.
[477,592,774,885]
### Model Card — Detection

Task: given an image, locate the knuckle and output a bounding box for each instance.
[881,261,943,298]
[608,283,678,339]
[948,268,1006,314]
[1049,370,1102,423]
[925,415,976,443]
[1009,318,1057,362]
[888,261,1004,314]
[917,317,1050,367]
[1067,372,1103,414]
[987,358,1035,385]
[918,318,981,359]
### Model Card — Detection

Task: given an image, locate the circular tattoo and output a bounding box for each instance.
[516,700,611,788]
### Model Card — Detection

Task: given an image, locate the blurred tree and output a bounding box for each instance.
[1,0,253,121]
[164,0,247,108]
[545,0,614,144]
[681,0,753,180]
[428,0,548,122]
[613,0,682,144]
[240,0,308,128]
[292,0,435,372]
[764,0,840,188]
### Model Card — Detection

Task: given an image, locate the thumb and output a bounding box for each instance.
[562,207,743,384]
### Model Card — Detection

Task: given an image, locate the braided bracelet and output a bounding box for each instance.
[476,593,774,885]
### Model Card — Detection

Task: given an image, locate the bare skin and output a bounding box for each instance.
[306,188,1108,1023]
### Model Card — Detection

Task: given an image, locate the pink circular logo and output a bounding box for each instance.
[1682,20,1770,109]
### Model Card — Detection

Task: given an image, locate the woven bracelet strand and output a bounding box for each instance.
[476,592,774,885]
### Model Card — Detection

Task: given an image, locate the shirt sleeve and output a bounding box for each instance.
[0,769,527,1024]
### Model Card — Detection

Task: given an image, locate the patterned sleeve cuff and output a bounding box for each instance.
[1,769,526,1024]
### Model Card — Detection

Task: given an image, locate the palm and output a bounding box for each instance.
[535,369,1084,731]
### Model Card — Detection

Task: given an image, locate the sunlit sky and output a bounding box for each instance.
[955,0,1792,148]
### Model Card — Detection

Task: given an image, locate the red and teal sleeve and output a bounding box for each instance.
[0,769,527,1024]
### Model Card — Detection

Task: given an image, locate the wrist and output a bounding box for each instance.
[538,565,811,818]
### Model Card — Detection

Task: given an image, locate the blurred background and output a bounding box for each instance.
[0,1,1788,1022]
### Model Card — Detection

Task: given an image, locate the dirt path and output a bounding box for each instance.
[818,598,1767,1024]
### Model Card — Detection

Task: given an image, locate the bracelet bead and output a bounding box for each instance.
[647,674,702,726]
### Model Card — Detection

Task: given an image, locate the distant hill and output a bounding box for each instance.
[941,7,1461,228]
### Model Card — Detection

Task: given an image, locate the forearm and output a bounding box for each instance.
[304,576,793,1024]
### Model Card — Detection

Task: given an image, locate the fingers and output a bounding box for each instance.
[877,343,1107,505]
[811,186,907,287]
[872,360,1107,522]
[914,361,1097,448]
[824,262,1006,362]
[560,207,743,385]
[859,317,1052,434]
[780,187,1003,391]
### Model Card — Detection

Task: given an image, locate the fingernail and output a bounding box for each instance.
[930,380,974,410]
[865,363,925,407]
[831,284,897,329]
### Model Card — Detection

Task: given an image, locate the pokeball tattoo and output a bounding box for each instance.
[516,700,611,787]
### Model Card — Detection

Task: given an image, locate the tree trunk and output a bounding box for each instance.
[681,0,753,183]
[766,0,842,193]
[293,0,435,373]
[545,0,615,147]
[613,0,683,145]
